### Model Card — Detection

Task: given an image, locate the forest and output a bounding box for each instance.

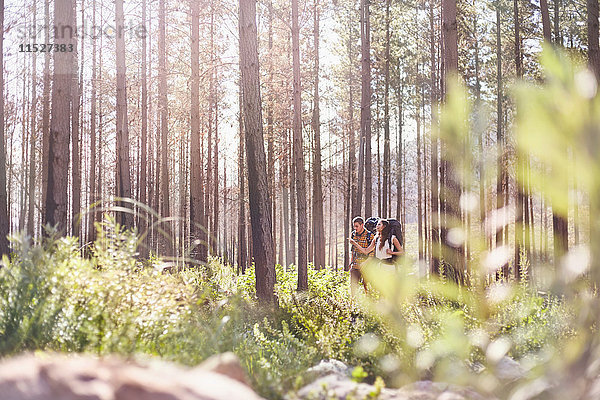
[1,0,600,398]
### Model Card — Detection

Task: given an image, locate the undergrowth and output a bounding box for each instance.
[0,221,577,399]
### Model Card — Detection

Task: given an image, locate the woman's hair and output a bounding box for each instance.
[378,219,390,250]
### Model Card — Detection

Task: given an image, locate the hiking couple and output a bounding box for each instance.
[347,216,404,292]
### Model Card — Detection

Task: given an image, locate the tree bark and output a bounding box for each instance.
[72,0,81,239]
[417,79,423,260]
[27,1,38,238]
[239,0,276,302]
[588,0,600,79]
[138,0,149,258]
[441,0,464,284]
[496,4,506,258]
[87,0,98,246]
[41,0,51,233]
[430,0,440,275]
[540,0,552,42]
[44,0,74,234]
[115,0,133,230]
[514,0,525,280]
[361,0,372,218]
[238,76,247,273]
[292,0,308,290]
[267,1,276,257]
[312,0,325,270]
[382,0,391,219]
[0,0,9,254]
[190,0,206,263]
[159,0,172,255]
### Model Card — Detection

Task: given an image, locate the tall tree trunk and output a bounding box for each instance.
[312,0,325,270]
[396,80,403,221]
[553,0,561,45]
[44,0,74,234]
[282,147,290,267]
[267,1,276,256]
[292,0,308,290]
[19,54,29,234]
[588,0,600,79]
[72,0,81,239]
[139,0,149,258]
[540,0,552,42]
[88,0,98,246]
[441,0,464,284]
[495,4,503,245]
[514,0,525,280]
[159,0,172,255]
[417,80,424,260]
[237,76,247,273]
[190,0,206,262]
[41,0,51,233]
[361,0,372,218]
[27,1,38,238]
[97,3,104,232]
[212,96,219,256]
[382,0,391,218]
[430,0,440,275]
[239,0,276,302]
[115,0,133,230]
[0,0,9,254]
[495,3,506,260]
[473,8,485,242]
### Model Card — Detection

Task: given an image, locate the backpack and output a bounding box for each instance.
[386,219,403,262]
[364,217,379,233]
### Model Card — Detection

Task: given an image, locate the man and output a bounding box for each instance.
[348,216,374,293]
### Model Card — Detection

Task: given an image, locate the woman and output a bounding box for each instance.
[349,219,403,267]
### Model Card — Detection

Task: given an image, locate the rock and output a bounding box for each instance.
[0,353,266,400]
[196,352,249,386]
[398,381,491,400]
[291,374,492,400]
[303,359,351,384]
[495,356,525,381]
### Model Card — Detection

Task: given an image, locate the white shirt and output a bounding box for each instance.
[375,235,397,260]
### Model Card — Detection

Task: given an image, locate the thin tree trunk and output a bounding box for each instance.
[382,0,391,218]
[72,0,81,239]
[239,0,276,302]
[138,0,149,258]
[238,76,247,273]
[0,0,9,254]
[41,0,51,233]
[361,0,372,218]
[554,0,561,45]
[292,0,308,290]
[496,4,506,253]
[87,0,98,246]
[27,1,38,238]
[159,0,172,255]
[514,0,525,280]
[267,1,276,254]
[190,0,206,262]
[282,135,290,267]
[20,54,29,233]
[312,0,325,269]
[588,0,600,79]
[115,0,133,230]
[417,80,423,260]
[430,0,440,275]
